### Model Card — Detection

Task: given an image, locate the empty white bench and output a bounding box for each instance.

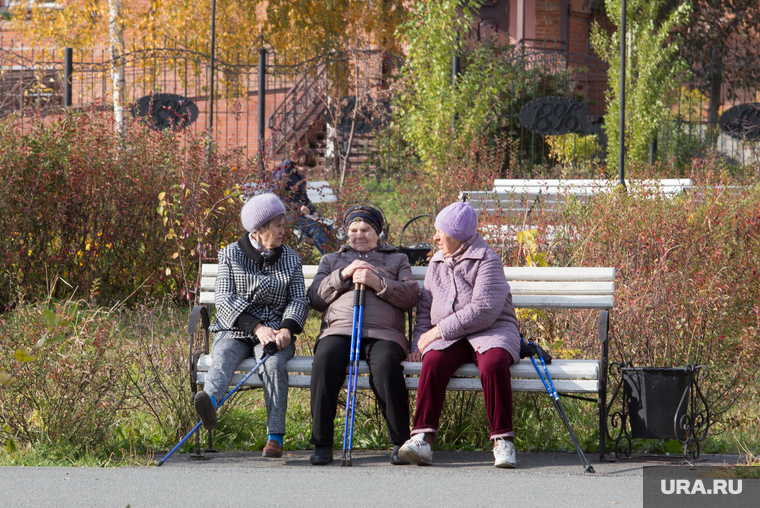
[462,178,692,215]
[189,264,615,460]
[237,180,336,204]
[306,181,336,203]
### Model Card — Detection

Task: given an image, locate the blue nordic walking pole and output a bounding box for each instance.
[156,341,279,466]
[341,283,361,466]
[521,337,595,474]
[342,283,365,467]
[345,283,366,466]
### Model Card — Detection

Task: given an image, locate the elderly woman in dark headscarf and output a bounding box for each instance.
[307,205,420,466]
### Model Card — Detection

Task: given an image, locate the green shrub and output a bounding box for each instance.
[0,299,199,460]
[591,0,691,168]
[546,133,603,167]
[0,300,131,450]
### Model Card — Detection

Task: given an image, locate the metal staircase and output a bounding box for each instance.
[267,68,382,172]
[267,66,328,158]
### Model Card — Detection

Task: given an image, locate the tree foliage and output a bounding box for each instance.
[8,0,407,57]
[664,0,760,122]
[265,0,406,57]
[394,0,518,173]
[590,0,691,168]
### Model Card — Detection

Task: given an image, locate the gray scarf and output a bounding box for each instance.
[442,233,479,269]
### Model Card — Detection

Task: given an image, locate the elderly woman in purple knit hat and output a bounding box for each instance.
[194,193,309,459]
[398,201,521,469]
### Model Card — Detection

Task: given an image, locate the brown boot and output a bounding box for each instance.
[262,439,283,458]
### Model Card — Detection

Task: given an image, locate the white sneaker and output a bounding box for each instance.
[398,434,433,466]
[493,438,516,468]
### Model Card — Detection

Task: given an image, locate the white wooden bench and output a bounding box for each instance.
[188,264,615,461]
[306,181,336,204]
[461,178,692,215]
[237,180,335,204]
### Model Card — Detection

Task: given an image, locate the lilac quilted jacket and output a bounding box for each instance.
[412,235,521,363]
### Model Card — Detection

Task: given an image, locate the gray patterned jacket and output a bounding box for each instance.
[210,235,309,341]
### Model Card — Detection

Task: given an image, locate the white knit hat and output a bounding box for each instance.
[240,193,286,232]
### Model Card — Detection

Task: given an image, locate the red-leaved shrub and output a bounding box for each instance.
[0,106,256,307]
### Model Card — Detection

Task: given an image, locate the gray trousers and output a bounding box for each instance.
[203,335,295,435]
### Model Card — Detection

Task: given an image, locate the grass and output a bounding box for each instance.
[1,301,759,467]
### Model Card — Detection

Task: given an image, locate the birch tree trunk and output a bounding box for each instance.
[109,0,126,132]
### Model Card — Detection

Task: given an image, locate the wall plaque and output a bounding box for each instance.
[519,96,588,135]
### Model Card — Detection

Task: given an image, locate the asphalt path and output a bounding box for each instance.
[0,451,743,508]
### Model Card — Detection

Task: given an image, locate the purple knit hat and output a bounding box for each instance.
[241,193,286,232]
[435,202,478,241]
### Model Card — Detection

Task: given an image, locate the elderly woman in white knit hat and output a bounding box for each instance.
[194,193,309,459]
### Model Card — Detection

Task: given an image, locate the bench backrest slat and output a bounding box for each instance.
[197,264,615,309]
[493,178,692,191]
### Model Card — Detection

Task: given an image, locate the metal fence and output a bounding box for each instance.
[2,39,758,176]
[657,52,760,169]
[498,44,610,174]
[0,39,398,166]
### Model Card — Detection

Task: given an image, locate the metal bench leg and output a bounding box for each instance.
[598,310,610,462]
[188,305,212,461]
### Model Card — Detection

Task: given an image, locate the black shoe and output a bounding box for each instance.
[194,391,218,430]
[310,445,333,465]
[390,445,410,465]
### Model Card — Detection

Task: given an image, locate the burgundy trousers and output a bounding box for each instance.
[411,339,515,441]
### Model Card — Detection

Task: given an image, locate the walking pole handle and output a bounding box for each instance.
[532,341,559,400]
[262,341,278,356]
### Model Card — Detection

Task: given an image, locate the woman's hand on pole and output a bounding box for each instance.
[341,260,375,281]
[254,323,277,347]
[351,268,383,292]
[274,328,292,351]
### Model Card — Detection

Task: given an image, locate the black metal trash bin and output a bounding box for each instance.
[622,367,691,440]
[398,214,435,266]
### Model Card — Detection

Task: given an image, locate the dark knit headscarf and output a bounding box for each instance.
[343,205,384,235]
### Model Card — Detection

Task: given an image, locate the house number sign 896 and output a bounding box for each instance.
[518,97,588,135]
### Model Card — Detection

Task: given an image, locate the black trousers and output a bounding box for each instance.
[310,335,410,446]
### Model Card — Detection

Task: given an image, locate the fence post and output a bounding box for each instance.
[451,37,460,131]
[258,44,267,169]
[649,137,657,166]
[208,0,217,133]
[63,48,73,107]
[618,0,627,190]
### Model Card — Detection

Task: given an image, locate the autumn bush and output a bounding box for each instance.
[0,106,269,308]
[0,298,202,460]
[0,300,131,452]
[506,161,760,420]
